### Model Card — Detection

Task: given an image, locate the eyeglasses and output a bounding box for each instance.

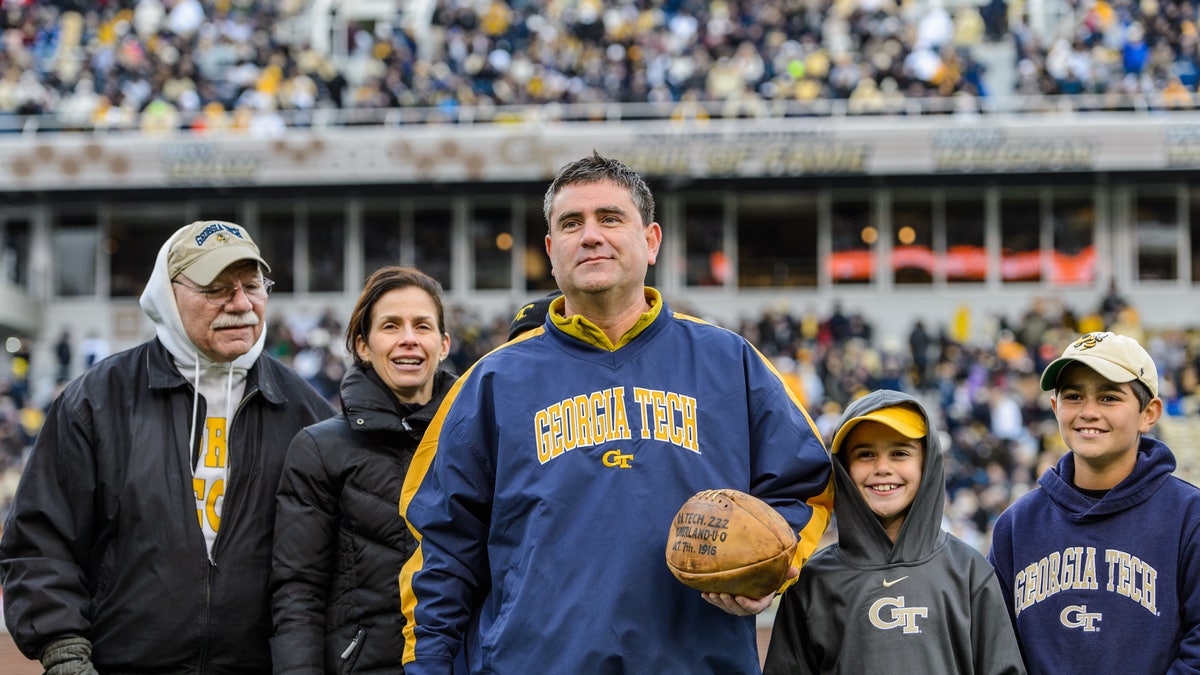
[172,277,274,306]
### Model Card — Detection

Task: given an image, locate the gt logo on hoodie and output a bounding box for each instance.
[869,596,928,634]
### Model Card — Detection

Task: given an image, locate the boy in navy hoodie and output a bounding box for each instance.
[988,331,1200,673]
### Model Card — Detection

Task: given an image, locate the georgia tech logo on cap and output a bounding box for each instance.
[869,596,928,634]
[1060,605,1102,632]
[601,449,633,468]
[1071,332,1106,351]
[194,222,245,247]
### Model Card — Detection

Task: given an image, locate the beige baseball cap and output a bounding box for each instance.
[1039,331,1158,398]
[168,220,270,285]
[830,404,927,456]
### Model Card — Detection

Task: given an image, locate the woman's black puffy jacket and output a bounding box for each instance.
[270,364,456,674]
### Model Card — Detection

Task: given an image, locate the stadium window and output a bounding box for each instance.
[891,198,934,285]
[684,197,727,287]
[522,197,556,292]
[1050,195,1096,287]
[999,195,1042,283]
[472,203,514,291]
[413,206,452,292]
[944,196,987,283]
[53,211,98,297]
[830,199,873,286]
[307,203,346,292]
[2,214,32,290]
[736,194,818,288]
[1134,192,1178,281]
[1191,193,1200,283]
[108,203,188,297]
[256,203,298,294]
[363,201,402,276]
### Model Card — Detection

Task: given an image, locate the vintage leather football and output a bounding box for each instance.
[665,488,798,598]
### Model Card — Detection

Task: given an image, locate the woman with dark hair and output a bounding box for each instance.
[270,266,456,674]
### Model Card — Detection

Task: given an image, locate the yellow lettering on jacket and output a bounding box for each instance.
[535,388,631,464]
[1012,546,1156,616]
[534,386,699,464]
[632,387,698,452]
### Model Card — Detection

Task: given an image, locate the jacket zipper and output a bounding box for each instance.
[199,559,216,671]
[341,628,365,659]
[200,386,254,667]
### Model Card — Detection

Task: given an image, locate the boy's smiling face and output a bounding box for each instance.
[1052,362,1162,489]
[843,420,925,541]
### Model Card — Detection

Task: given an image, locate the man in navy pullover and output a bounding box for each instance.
[399,152,833,673]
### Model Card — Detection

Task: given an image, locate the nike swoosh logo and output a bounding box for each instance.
[882,576,909,588]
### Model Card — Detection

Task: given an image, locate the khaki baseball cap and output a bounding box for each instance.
[830,404,927,456]
[1039,331,1158,398]
[168,220,270,285]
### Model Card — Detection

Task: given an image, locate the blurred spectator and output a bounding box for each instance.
[909,319,933,388]
[53,329,71,383]
[981,0,1009,42]
[79,330,109,368]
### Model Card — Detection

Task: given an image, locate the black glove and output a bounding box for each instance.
[39,636,99,675]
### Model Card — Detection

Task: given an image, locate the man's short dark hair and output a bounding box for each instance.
[543,151,655,230]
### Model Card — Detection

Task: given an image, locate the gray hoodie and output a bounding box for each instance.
[765,389,1026,674]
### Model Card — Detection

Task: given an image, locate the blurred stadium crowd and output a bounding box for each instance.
[3,0,1200,131]
[3,292,1200,553]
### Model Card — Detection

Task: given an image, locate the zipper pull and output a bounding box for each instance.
[340,628,365,659]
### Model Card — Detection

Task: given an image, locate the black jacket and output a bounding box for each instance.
[0,338,333,673]
[271,365,456,674]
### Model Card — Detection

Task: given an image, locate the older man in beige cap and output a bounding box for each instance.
[0,220,333,674]
[165,220,273,363]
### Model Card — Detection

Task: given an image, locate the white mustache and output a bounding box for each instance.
[211,312,260,329]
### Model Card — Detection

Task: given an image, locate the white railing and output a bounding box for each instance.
[1,91,1195,136]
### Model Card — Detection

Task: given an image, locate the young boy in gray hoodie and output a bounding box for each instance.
[765,389,1025,674]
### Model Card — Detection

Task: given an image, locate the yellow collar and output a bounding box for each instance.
[548,288,663,351]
